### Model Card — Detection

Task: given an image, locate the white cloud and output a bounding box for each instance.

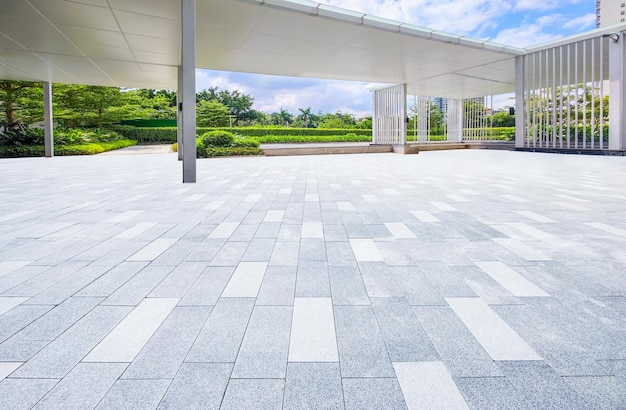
[320,0,512,36]
[562,13,596,30]
[490,14,565,48]
[514,0,584,12]
[197,70,372,116]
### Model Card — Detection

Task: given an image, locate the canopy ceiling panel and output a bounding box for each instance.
[1,0,525,98]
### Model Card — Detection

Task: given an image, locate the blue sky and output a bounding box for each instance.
[196,0,597,116]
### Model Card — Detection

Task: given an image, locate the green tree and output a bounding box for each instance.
[491,109,515,127]
[196,87,255,126]
[297,107,313,128]
[0,80,43,124]
[197,100,230,127]
[318,111,356,128]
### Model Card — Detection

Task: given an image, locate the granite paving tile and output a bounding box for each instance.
[372,298,439,361]
[232,305,292,378]
[334,305,395,377]
[284,363,343,410]
[256,266,297,306]
[186,298,255,362]
[33,363,127,410]
[342,378,406,410]
[0,378,58,410]
[123,306,211,379]
[11,305,131,378]
[414,305,504,377]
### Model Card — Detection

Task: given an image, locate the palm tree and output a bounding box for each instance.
[298,107,312,128]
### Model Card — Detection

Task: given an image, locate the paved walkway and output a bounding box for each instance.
[99,144,173,155]
[0,150,625,409]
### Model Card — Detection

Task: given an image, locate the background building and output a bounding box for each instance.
[597,0,626,27]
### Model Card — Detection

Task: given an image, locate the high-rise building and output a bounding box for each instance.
[596,0,626,27]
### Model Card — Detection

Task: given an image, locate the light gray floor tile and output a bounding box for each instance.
[221,378,284,410]
[208,221,240,238]
[414,306,503,377]
[295,262,330,297]
[97,379,171,410]
[13,296,101,342]
[0,362,22,380]
[289,297,338,362]
[284,363,343,410]
[11,305,130,378]
[474,261,549,297]
[0,378,58,410]
[498,361,590,408]
[77,262,148,297]
[158,363,231,409]
[349,239,383,261]
[372,298,439,361]
[358,262,404,297]
[446,297,542,361]
[256,266,297,306]
[328,265,370,305]
[334,305,395,377]
[103,265,173,306]
[33,363,127,410]
[127,238,178,261]
[186,298,255,362]
[454,376,528,410]
[123,306,211,379]
[221,261,267,297]
[232,305,292,378]
[149,262,206,298]
[563,375,626,409]
[343,378,407,410]
[3,150,626,408]
[0,297,28,315]
[179,266,234,306]
[84,298,179,363]
[394,361,468,409]
[209,241,249,266]
[299,238,327,262]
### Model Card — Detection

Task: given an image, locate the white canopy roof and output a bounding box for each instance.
[0,0,558,99]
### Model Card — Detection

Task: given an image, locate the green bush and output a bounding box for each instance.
[108,125,177,143]
[0,139,136,158]
[201,130,235,147]
[251,134,370,144]
[108,126,373,144]
[0,145,45,157]
[56,143,105,155]
[96,139,137,151]
[201,147,263,157]
[232,135,260,147]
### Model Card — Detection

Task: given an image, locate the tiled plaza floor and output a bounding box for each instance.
[0,149,625,409]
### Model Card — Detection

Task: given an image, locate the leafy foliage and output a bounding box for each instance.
[0,81,43,124]
[197,100,230,127]
[252,133,370,144]
[201,147,263,157]
[201,130,235,147]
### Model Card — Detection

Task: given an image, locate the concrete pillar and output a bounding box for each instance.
[177,65,183,161]
[447,99,463,142]
[608,32,626,150]
[400,83,407,145]
[181,0,196,182]
[515,55,525,148]
[43,81,53,157]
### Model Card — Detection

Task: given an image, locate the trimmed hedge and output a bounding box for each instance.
[108,126,373,144]
[108,125,177,143]
[0,139,136,158]
[254,134,370,144]
[201,147,263,157]
[121,119,177,127]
